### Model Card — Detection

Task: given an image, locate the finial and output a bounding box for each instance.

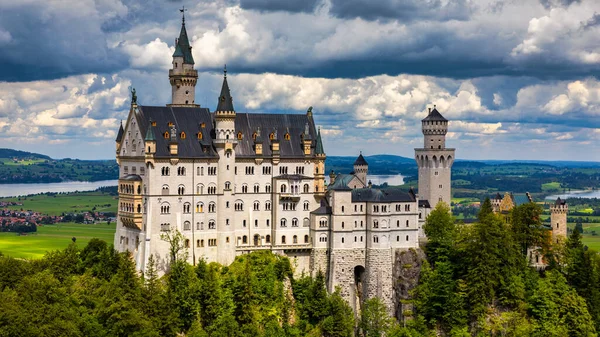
[434,104,436,109]
[224,64,227,78]
[360,151,362,155]
[180,6,187,25]
[131,87,137,105]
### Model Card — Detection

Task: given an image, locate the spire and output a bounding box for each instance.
[216,66,234,112]
[172,6,194,65]
[354,152,368,166]
[116,121,124,142]
[315,128,324,155]
[144,122,156,141]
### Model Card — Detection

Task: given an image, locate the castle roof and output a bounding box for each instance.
[351,188,416,203]
[354,153,368,166]
[216,69,234,112]
[555,197,567,206]
[121,174,142,182]
[311,198,332,215]
[144,123,156,141]
[315,128,324,155]
[134,105,319,159]
[116,122,124,142]
[172,19,194,64]
[328,174,355,191]
[422,107,447,122]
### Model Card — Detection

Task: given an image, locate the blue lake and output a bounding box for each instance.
[0,180,118,198]
[545,190,600,200]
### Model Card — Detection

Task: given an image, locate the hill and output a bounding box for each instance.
[0,148,51,161]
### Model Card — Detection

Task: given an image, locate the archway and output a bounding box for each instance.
[354,265,366,316]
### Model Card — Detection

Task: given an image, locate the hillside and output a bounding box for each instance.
[0,149,118,184]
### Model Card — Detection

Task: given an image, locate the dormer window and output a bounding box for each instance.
[168,122,174,127]
[200,122,206,128]
[284,133,290,141]
[163,131,169,139]
[253,132,257,140]
[151,121,157,127]
[269,133,275,140]
[180,132,186,139]
[237,132,243,140]
[197,132,203,140]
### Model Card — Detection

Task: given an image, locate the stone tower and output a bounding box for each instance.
[353,153,368,186]
[414,106,455,209]
[550,198,568,244]
[169,12,198,106]
[213,67,237,265]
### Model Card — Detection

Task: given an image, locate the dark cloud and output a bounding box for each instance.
[539,0,581,9]
[328,0,472,21]
[239,0,320,13]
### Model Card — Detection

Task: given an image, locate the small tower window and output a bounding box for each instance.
[175,62,178,68]
[284,133,290,140]
[163,131,169,139]
[237,131,243,140]
[185,90,189,95]
[180,132,186,139]
[197,132,203,140]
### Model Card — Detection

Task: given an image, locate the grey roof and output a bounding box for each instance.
[315,129,324,155]
[422,108,447,122]
[419,200,431,208]
[328,174,355,191]
[116,122,124,142]
[122,174,142,181]
[274,174,311,180]
[311,199,332,215]
[135,105,218,159]
[555,197,566,205]
[133,105,319,159]
[512,193,533,206]
[216,74,234,112]
[173,21,194,64]
[354,153,368,166]
[234,113,318,158]
[351,188,416,203]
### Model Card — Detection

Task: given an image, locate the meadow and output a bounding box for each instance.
[0,222,116,259]
[2,191,118,215]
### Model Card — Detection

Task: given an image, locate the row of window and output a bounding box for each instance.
[122,166,145,176]
[120,202,141,213]
[337,204,413,213]
[157,165,310,177]
[119,184,141,195]
[159,182,311,195]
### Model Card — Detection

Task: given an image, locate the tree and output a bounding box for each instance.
[160,230,188,266]
[423,202,456,264]
[511,202,546,257]
[478,198,494,222]
[321,288,354,337]
[360,297,395,337]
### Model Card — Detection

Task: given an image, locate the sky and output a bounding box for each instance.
[1,0,600,161]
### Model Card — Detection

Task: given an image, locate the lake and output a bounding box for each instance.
[545,190,600,200]
[0,180,118,198]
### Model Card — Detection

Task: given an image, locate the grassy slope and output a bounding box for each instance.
[2,191,118,216]
[0,222,116,259]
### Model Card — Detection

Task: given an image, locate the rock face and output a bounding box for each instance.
[393,247,427,321]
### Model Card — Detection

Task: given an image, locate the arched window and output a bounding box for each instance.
[280,218,287,227]
[183,203,191,213]
[209,220,216,229]
[281,184,287,193]
[178,185,185,195]
[292,218,298,227]
[208,202,216,213]
[237,131,243,140]
[284,133,290,140]
[303,184,309,193]
[254,201,260,211]
[304,235,309,243]
[163,131,169,139]
[180,132,186,139]
[137,204,141,213]
[184,221,191,231]
[406,220,409,227]
[293,235,298,244]
[281,236,286,244]
[374,236,379,243]
[196,202,204,213]
[265,201,271,211]
[225,181,231,190]
[242,235,248,244]
[162,185,169,195]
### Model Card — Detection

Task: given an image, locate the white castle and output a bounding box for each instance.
[114,15,455,313]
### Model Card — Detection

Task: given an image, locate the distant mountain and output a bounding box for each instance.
[326,155,416,175]
[0,148,51,160]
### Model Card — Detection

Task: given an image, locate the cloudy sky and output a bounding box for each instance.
[1,0,600,161]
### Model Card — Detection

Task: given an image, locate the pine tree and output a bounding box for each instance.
[423,202,456,264]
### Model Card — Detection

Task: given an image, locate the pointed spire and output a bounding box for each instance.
[354,152,368,166]
[315,128,324,155]
[145,121,156,141]
[216,66,234,112]
[116,120,124,142]
[172,7,194,64]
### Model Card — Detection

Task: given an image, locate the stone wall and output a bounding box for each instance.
[393,247,426,321]
[365,248,394,313]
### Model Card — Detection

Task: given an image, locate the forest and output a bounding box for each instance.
[1,202,600,336]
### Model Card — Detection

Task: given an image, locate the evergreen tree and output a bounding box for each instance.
[423,202,456,264]
[321,288,354,337]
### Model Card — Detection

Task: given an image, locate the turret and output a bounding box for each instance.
[145,120,156,158]
[550,198,568,244]
[169,125,178,156]
[314,128,326,197]
[353,152,368,186]
[422,105,448,150]
[116,121,124,153]
[169,11,198,106]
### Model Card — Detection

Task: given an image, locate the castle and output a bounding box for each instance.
[113,15,454,313]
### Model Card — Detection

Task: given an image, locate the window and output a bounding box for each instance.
[293,235,298,244]
[266,235,271,243]
[254,184,260,193]
[319,219,327,227]
[319,235,327,243]
[263,166,272,175]
[183,203,191,213]
[341,206,345,213]
[280,184,287,193]
[374,236,379,243]
[265,184,272,193]
[200,239,205,247]
[237,131,243,140]
[161,167,170,176]
[242,235,248,244]
[245,166,255,175]
[397,220,400,227]
[196,202,204,213]
[280,219,287,227]
[208,186,216,194]
[184,221,191,231]
[208,221,216,229]
[281,236,286,244]
[404,204,410,212]
[242,184,248,193]
[303,184,309,193]
[235,201,244,211]
[243,220,247,227]
[254,201,260,211]
[225,181,231,190]
[342,237,344,243]
[279,166,288,175]
[265,201,271,211]
[406,220,409,227]
[304,201,309,211]
[208,203,216,213]
[177,167,186,175]
[406,235,409,241]
[178,185,185,195]
[255,219,258,227]
[373,220,378,228]
[161,223,170,231]
[208,239,217,246]
[304,235,309,243]
[197,239,201,247]
[185,239,190,248]
[208,167,217,175]
[160,204,170,214]
[292,218,298,227]
[341,222,345,229]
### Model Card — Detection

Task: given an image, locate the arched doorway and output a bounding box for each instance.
[254,234,260,246]
[354,265,366,315]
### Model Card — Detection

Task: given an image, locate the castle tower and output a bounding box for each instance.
[550,198,568,244]
[213,67,237,265]
[353,153,368,186]
[168,11,198,106]
[314,128,326,197]
[414,106,455,209]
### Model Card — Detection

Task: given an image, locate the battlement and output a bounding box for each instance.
[550,204,568,213]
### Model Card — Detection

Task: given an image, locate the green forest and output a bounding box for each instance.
[2,202,600,336]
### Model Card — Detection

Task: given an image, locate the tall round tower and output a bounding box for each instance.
[414,106,455,209]
[550,198,568,244]
[168,12,198,106]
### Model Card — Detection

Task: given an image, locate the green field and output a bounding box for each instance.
[541,182,561,191]
[0,222,116,259]
[1,191,118,216]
